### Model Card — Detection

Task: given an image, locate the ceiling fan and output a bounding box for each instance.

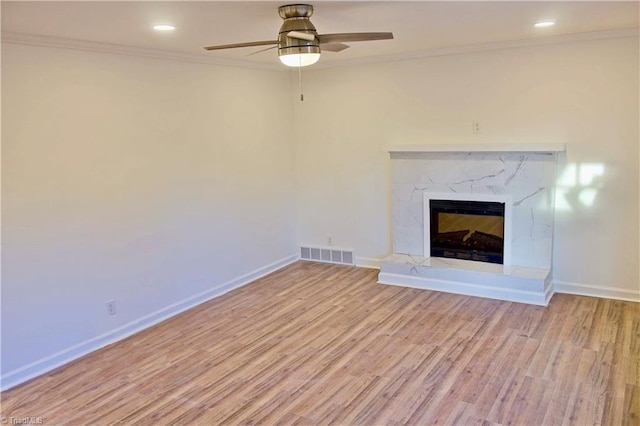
[203,4,394,67]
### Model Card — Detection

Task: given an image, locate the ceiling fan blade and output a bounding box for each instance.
[321,43,350,53]
[317,32,394,44]
[204,40,278,51]
[247,45,278,56]
[287,31,315,41]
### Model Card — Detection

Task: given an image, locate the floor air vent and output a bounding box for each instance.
[300,246,354,265]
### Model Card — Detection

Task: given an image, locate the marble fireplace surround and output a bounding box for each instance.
[378,143,566,306]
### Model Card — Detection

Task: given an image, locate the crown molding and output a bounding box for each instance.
[0,32,283,71]
[2,28,638,71]
[312,27,640,70]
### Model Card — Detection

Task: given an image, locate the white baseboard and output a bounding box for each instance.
[554,280,640,303]
[355,257,381,269]
[378,272,554,306]
[0,254,299,392]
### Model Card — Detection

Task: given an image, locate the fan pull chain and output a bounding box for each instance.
[298,62,304,101]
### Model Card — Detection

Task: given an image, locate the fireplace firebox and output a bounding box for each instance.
[429,199,505,264]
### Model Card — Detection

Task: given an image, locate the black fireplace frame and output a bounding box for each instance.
[429,199,505,264]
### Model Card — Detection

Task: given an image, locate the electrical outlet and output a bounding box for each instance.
[106,300,116,316]
[472,121,481,134]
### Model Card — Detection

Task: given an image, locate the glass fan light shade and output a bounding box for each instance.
[279,52,321,67]
[278,43,320,67]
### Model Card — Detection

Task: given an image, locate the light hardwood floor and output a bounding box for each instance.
[2,262,639,425]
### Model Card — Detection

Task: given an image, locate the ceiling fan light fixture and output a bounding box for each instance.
[279,52,321,67]
[278,44,321,67]
[277,5,320,67]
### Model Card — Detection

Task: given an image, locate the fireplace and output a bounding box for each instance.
[429,199,505,264]
[423,192,513,266]
[382,144,564,306]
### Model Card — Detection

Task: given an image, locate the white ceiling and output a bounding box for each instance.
[2,1,638,69]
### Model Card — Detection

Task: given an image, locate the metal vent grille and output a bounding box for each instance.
[300,245,355,265]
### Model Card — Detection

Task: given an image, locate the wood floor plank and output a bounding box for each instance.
[1,261,638,425]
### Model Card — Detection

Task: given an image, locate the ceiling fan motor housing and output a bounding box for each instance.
[277,4,320,57]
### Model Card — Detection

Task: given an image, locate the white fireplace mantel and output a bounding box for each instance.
[388,143,566,154]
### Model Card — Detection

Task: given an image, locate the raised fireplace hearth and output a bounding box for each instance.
[379,143,565,306]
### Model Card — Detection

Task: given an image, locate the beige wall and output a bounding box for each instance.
[1,43,297,379]
[294,36,639,298]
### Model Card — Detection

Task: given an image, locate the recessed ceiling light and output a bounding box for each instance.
[534,21,555,28]
[153,24,176,31]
